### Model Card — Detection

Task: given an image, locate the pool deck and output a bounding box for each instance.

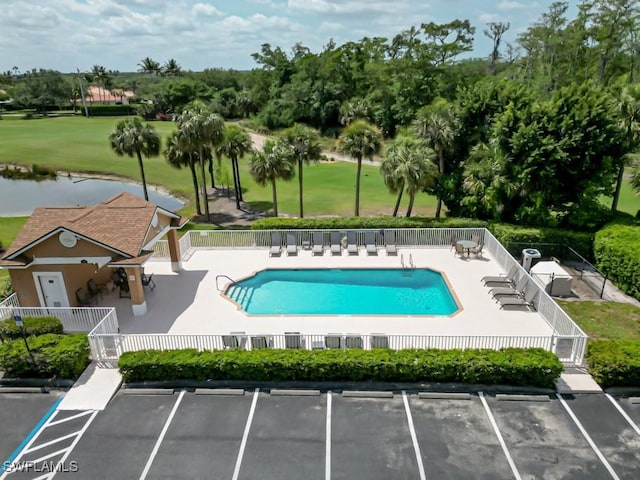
[102,247,554,338]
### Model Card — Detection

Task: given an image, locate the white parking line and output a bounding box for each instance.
[325,391,332,480]
[556,394,620,480]
[478,392,522,480]
[231,388,260,480]
[139,391,185,480]
[23,431,82,454]
[402,392,426,480]
[605,394,640,437]
[48,410,94,427]
[47,410,98,480]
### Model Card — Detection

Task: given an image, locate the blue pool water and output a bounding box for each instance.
[225,268,459,315]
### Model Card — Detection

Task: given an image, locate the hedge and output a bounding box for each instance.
[593,223,640,301]
[118,348,562,388]
[82,105,138,117]
[251,216,488,230]
[587,340,640,388]
[0,316,63,342]
[0,334,90,379]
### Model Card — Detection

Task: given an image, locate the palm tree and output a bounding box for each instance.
[380,136,437,217]
[414,100,458,219]
[91,65,107,103]
[109,117,161,201]
[612,85,640,211]
[164,131,202,215]
[138,57,160,76]
[249,140,296,217]
[281,124,322,218]
[217,125,252,209]
[162,58,182,76]
[174,102,224,221]
[337,120,383,216]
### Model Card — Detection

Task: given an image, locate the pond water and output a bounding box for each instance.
[0,176,184,216]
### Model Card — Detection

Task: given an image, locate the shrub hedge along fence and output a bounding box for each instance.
[594,223,640,301]
[587,340,640,388]
[118,348,563,388]
[0,316,63,342]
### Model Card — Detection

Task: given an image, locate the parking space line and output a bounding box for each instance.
[46,410,98,480]
[325,391,332,480]
[231,388,260,480]
[138,390,185,480]
[29,447,68,466]
[605,393,640,437]
[556,394,620,480]
[23,431,82,454]
[402,392,426,480]
[47,410,93,427]
[478,392,522,480]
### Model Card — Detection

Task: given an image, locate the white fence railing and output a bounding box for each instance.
[0,293,20,319]
[0,306,115,333]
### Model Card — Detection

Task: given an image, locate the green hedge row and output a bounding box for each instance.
[82,105,138,116]
[587,340,640,388]
[251,216,488,230]
[0,316,63,342]
[593,223,640,301]
[118,348,563,388]
[0,334,90,379]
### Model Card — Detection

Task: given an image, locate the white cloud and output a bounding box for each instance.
[497,1,539,10]
[287,0,413,15]
[192,2,221,17]
[479,13,500,23]
[319,21,342,32]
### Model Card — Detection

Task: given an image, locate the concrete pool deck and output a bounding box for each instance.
[101,247,554,338]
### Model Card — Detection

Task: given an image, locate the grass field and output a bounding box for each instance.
[0,116,439,218]
[558,300,640,340]
[0,216,28,284]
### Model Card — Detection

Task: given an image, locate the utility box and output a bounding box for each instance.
[522,248,542,273]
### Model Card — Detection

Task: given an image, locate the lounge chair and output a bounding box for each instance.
[347,231,358,255]
[384,231,397,255]
[250,336,271,350]
[365,231,378,255]
[286,233,298,256]
[270,232,282,257]
[345,334,363,349]
[482,265,519,285]
[222,331,246,349]
[285,331,304,349]
[330,232,342,255]
[489,275,528,298]
[370,334,389,349]
[499,288,539,310]
[312,232,324,256]
[325,334,343,349]
[76,287,98,306]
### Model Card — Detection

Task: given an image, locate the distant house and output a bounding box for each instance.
[85,86,135,104]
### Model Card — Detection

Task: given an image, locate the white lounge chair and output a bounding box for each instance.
[269,232,282,257]
[286,233,298,256]
[489,275,528,299]
[499,288,539,310]
[345,334,363,349]
[325,334,343,349]
[312,232,324,256]
[482,265,519,285]
[370,334,389,349]
[384,231,397,255]
[330,232,342,255]
[347,231,358,255]
[365,231,378,255]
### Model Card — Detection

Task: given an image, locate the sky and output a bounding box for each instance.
[1,0,578,73]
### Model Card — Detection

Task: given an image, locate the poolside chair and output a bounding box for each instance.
[365,231,378,256]
[384,231,397,256]
[286,233,298,256]
[330,232,342,256]
[499,287,539,310]
[222,331,246,349]
[285,331,304,349]
[312,232,325,256]
[470,243,484,258]
[76,287,98,306]
[370,334,389,349]
[454,243,465,258]
[450,235,458,251]
[471,234,481,244]
[482,265,519,285]
[345,334,363,349]
[325,334,343,349]
[87,279,102,300]
[250,336,271,350]
[489,275,528,299]
[346,231,358,255]
[141,272,156,291]
[270,232,282,257]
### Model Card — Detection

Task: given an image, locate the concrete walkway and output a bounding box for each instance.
[555,368,602,394]
[57,362,122,411]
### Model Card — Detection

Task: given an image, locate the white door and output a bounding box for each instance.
[35,273,69,307]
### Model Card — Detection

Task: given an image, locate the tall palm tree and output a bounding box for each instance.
[281,124,322,218]
[380,136,437,217]
[91,65,107,103]
[162,58,182,76]
[109,117,161,201]
[249,140,296,217]
[137,57,160,76]
[216,125,252,209]
[174,102,224,221]
[164,131,202,215]
[337,120,383,216]
[612,85,640,211]
[414,100,458,219]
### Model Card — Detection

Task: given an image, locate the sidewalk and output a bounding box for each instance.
[555,367,602,394]
[57,362,122,411]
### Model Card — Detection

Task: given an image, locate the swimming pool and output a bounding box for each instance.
[224,268,459,315]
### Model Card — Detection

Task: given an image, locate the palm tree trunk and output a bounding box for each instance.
[199,148,210,221]
[235,158,244,201]
[355,157,362,216]
[271,178,278,217]
[208,158,215,189]
[298,158,304,218]
[435,150,444,219]
[136,150,149,201]
[393,182,404,217]
[406,192,415,218]
[611,163,625,211]
[231,156,241,210]
[189,161,201,215]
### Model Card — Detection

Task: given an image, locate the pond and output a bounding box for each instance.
[0,176,184,216]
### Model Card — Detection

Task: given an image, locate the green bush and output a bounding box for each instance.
[594,223,640,301]
[587,340,640,388]
[118,348,562,388]
[83,105,138,117]
[251,216,488,230]
[0,316,63,341]
[0,334,90,379]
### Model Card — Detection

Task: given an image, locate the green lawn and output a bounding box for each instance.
[0,116,438,218]
[558,300,640,340]
[0,216,29,284]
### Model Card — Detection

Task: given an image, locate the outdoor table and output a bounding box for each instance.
[457,240,477,256]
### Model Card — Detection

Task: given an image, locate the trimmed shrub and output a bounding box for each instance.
[251,216,488,231]
[0,334,90,379]
[118,348,562,388]
[83,105,138,117]
[594,223,640,301]
[587,340,640,388]
[0,316,63,342]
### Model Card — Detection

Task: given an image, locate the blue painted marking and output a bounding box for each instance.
[0,395,63,473]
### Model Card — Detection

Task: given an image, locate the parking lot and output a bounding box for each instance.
[2,390,639,479]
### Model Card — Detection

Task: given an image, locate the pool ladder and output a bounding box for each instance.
[400,254,415,276]
[215,274,238,292]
